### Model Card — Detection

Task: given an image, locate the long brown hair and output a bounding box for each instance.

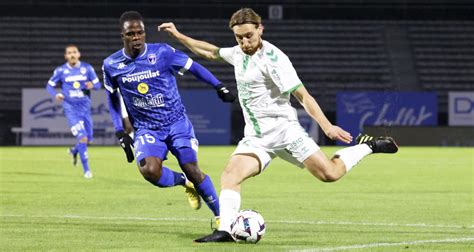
[229,8,262,29]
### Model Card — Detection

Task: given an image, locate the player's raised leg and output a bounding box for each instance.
[330,133,398,175]
[355,134,399,154]
[194,153,261,243]
[303,134,398,182]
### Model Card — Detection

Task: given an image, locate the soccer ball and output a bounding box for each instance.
[230,209,266,243]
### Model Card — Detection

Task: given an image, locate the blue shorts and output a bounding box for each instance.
[63,101,93,141]
[133,116,199,165]
[65,110,93,141]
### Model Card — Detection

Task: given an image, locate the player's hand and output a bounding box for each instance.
[55,93,64,102]
[324,125,352,144]
[115,130,134,163]
[215,84,236,103]
[157,22,181,39]
[85,81,94,90]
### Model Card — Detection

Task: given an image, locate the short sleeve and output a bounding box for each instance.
[266,49,303,95]
[102,64,117,93]
[166,45,193,76]
[219,47,237,66]
[48,67,62,87]
[87,64,100,85]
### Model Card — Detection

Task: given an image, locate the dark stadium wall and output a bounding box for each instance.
[0,0,473,20]
[1,1,473,145]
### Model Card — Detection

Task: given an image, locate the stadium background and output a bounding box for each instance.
[0,0,473,146]
[1,1,473,250]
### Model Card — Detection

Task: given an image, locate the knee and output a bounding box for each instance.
[319,172,341,183]
[140,160,162,183]
[320,166,345,182]
[308,164,343,183]
[79,136,88,143]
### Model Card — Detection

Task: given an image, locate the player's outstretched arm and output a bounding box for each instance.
[187,61,236,103]
[292,85,352,144]
[158,22,220,61]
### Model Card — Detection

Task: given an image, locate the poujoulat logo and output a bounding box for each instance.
[122,70,160,83]
[65,75,87,82]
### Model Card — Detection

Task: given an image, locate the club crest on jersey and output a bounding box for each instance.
[80,67,87,74]
[73,81,81,89]
[147,54,157,65]
[137,82,149,94]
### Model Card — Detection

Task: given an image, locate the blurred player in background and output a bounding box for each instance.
[159,8,398,242]
[103,11,235,221]
[46,44,101,179]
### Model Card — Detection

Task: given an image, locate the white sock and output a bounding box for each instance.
[334,144,372,172]
[218,189,241,233]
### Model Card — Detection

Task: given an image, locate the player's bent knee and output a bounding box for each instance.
[175,147,197,166]
[307,163,343,183]
[139,158,162,183]
[319,167,344,183]
[79,136,88,143]
[319,173,340,183]
[304,153,346,183]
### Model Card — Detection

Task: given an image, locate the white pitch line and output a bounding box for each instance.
[290,237,474,252]
[1,214,209,223]
[1,214,472,230]
[270,219,474,230]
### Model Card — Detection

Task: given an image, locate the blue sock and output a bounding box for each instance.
[77,143,90,173]
[155,167,186,187]
[196,175,220,216]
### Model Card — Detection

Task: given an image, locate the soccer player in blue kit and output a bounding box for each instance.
[46,44,101,179]
[103,11,235,220]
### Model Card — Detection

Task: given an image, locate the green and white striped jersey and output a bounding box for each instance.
[219,40,303,137]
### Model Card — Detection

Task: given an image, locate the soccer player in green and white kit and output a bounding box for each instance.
[159,8,398,242]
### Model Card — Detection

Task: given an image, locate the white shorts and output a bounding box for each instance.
[232,119,320,172]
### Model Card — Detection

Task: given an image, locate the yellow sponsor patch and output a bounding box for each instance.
[73,81,81,89]
[137,82,149,94]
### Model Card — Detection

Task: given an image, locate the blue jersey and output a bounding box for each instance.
[47,61,101,112]
[103,43,194,130]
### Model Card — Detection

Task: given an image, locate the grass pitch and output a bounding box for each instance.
[1,146,473,251]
